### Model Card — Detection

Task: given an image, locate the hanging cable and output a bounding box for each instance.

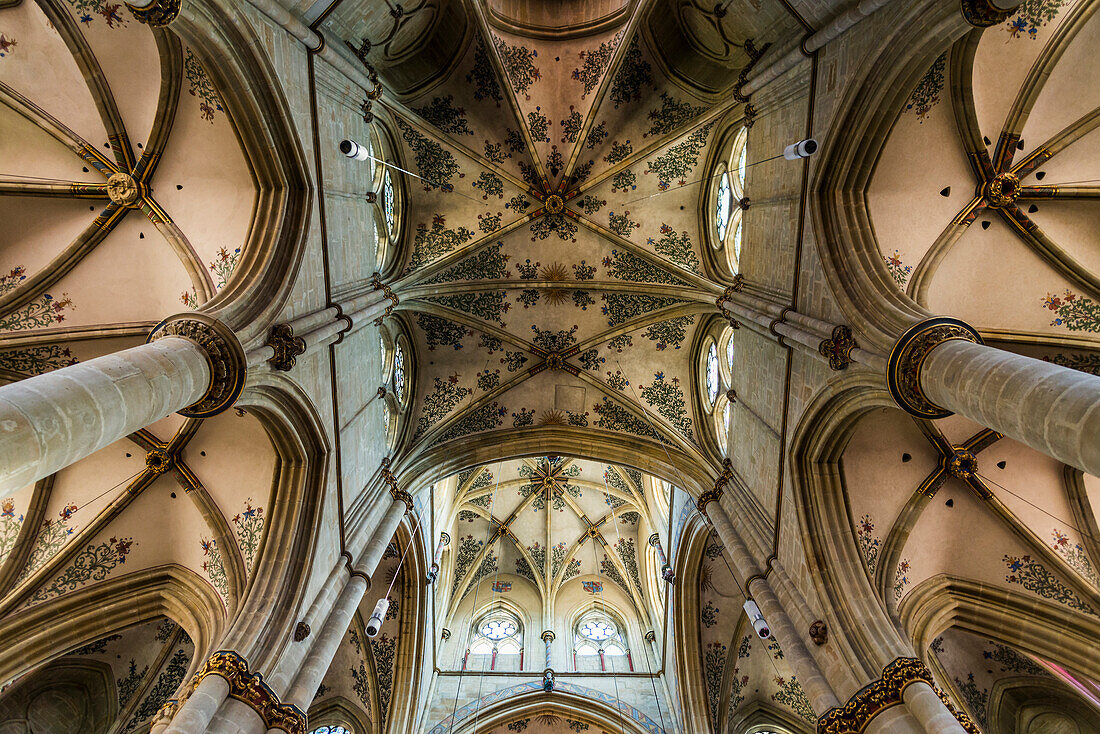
[471,459,510,734]
[447,458,503,733]
[601,467,672,734]
[586,500,629,734]
[0,468,143,567]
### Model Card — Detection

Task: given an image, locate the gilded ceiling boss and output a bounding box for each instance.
[1,0,1098,732]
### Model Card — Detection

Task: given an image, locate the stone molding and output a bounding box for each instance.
[265,324,306,372]
[148,314,246,418]
[817,657,979,734]
[176,650,305,734]
[887,317,982,418]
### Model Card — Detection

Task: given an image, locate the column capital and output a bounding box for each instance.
[697,458,733,516]
[175,650,305,734]
[648,533,661,547]
[148,314,246,417]
[887,317,982,418]
[541,630,556,642]
[819,657,979,734]
[380,456,414,511]
[440,532,451,546]
[125,0,181,26]
[371,272,399,326]
[960,0,1020,27]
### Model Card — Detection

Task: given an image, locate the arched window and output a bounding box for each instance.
[309,727,352,734]
[466,610,522,671]
[705,342,719,407]
[573,611,631,671]
[393,344,406,402]
[709,126,748,275]
[382,169,396,233]
[726,335,735,374]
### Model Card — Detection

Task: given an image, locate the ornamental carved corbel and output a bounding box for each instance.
[265,324,306,372]
[125,0,181,26]
[960,0,1018,27]
[697,459,732,516]
[887,317,982,418]
[818,325,858,371]
[148,314,246,418]
[817,657,979,734]
[380,457,414,511]
[371,272,399,326]
[184,651,305,734]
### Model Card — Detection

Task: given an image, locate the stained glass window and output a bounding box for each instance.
[726,336,734,374]
[737,143,747,189]
[481,617,517,640]
[733,219,743,263]
[383,403,391,437]
[722,401,731,452]
[382,169,395,233]
[716,172,732,241]
[309,727,351,734]
[393,344,406,401]
[705,343,719,406]
[581,618,615,641]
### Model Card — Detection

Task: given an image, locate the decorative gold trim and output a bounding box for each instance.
[697,458,732,516]
[125,0,181,26]
[818,657,979,734]
[147,314,246,418]
[959,0,1016,27]
[380,456,414,511]
[176,651,305,734]
[887,317,982,418]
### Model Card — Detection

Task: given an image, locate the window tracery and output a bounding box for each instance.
[394,343,406,402]
[309,727,352,734]
[573,610,630,670]
[467,610,522,670]
[710,126,748,275]
[705,342,719,407]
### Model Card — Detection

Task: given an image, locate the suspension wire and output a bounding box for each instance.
[977,472,1100,542]
[615,357,732,733]
[447,458,504,733]
[349,146,491,207]
[471,459,509,734]
[601,468,670,734]
[619,151,787,207]
[0,468,143,567]
[586,500,629,734]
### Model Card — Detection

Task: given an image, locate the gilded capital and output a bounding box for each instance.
[148,314,246,418]
[189,651,306,734]
[887,317,982,418]
[125,0,182,26]
[960,0,1018,27]
[265,324,306,372]
[818,325,858,371]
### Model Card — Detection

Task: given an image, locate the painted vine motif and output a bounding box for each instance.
[856,513,881,574]
[614,537,642,592]
[1042,290,1100,333]
[473,171,504,199]
[561,108,582,143]
[609,36,652,107]
[572,34,619,97]
[29,536,134,604]
[117,659,148,707]
[703,641,726,727]
[396,119,462,192]
[771,676,814,722]
[123,647,190,733]
[0,267,74,331]
[603,249,690,286]
[0,498,23,564]
[413,95,473,136]
[181,247,242,308]
[638,372,693,441]
[1004,553,1096,614]
[0,33,16,58]
[1044,352,1100,375]
[425,242,508,284]
[645,93,704,138]
[415,313,470,350]
[650,224,700,272]
[601,293,686,327]
[893,558,911,600]
[408,216,475,270]
[67,0,128,27]
[904,52,945,121]
[984,642,1047,676]
[200,536,229,602]
[0,345,79,375]
[467,40,503,105]
[232,499,264,572]
[17,504,78,584]
[530,212,578,242]
[370,633,398,727]
[1006,0,1070,39]
[495,37,540,99]
[586,122,608,149]
[883,249,913,286]
[417,375,473,439]
[642,315,696,350]
[185,48,223,122]
[351,661,371,710]
[608,210,640,237]
[645,124,712,190]
[599,553,629,592]
[432,402,506,445]
[592,397,665,443]
[527,108,550,143]
[701,600,718,627]
[425,291,510,326]
[954,673,988,727]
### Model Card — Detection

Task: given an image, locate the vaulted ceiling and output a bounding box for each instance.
[351,0,777,473]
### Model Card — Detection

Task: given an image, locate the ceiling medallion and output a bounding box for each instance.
[983,171,1021,208]
[544,193,565,214]
[106,172,143,206]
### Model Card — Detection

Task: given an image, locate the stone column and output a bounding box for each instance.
[888,317,1100,477]
[162,675,231,734]
[357,497,408,581]
[426,531,451,583]
[700,493,840,712]
[648,533,674,583]
[0,314,244,495]
[282,572,369,708]
[541,630,554,669]
[902,682,969,734]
